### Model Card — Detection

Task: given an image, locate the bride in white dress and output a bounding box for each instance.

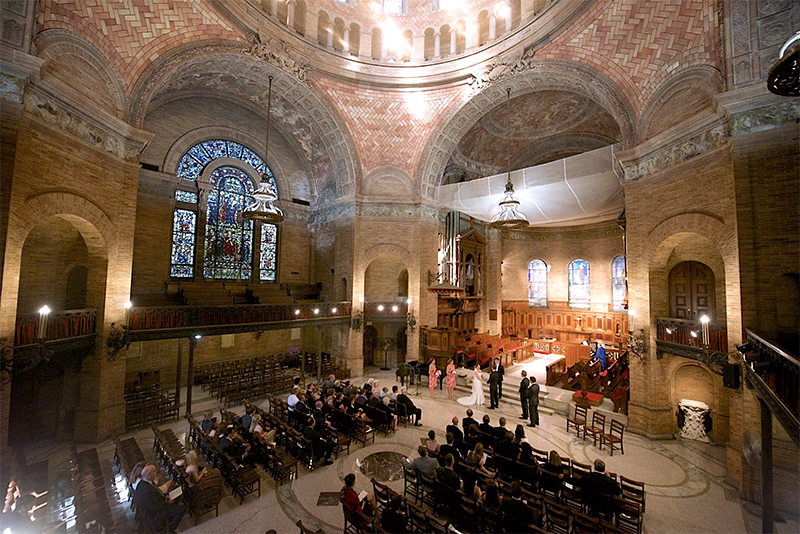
[457,366,486,406]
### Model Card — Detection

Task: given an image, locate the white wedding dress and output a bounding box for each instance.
[457,367,486,406]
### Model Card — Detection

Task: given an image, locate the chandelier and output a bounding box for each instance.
[244,75,284,224]
[490,88,528,230]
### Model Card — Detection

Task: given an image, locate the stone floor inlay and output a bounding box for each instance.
[356,452,408,482]
[316,492,341,506]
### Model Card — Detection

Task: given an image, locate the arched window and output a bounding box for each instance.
[612,255,626,311]
[527,260,547,307]
[383,0,405,15]
[171,140,279,281]
[568,259,591,309]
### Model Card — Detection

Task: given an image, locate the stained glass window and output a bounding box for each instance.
[612,255,626,311]
[170,209,197,278]
[527,260,547,307]
[175,190,198,203]
[203,166,255,280]
[568,259,591,310]
[260,223,278,281]
[176,140,273,183]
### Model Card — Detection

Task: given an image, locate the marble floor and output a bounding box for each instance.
[14,364,800,534]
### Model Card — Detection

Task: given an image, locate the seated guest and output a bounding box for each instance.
[287,386,300,412]
[377,397,398,431]
[379,386,390,399]
[303,418,334,466]
[312,400,327,424]
[425,430,440,456]
[462,409,479,434]
[183,450,208,484]
[438,432,461,465]
[340,473,376,519]
[239,408,253,430]
[435,453,461,491]
[390,385,399,401]
[479,414,494,436]
[380,495,408,533]
[580,459,621,517]
[200,411,215,433]
[477,479,503,527]
[249,413,263,435]
[356,389,368,406]
[134,464,185,533]
[518,442,535,465]
[513,424,529,445]
[495,431,519,460]
[446,416,464,443]
[464,442,494,477]
[321,374,337,391]
[367,394,382,408]
[540,450,565,496]
[412,445,438,479]
[294,392,310,414]
[397,387,422,426]
[493,417,509,442]
[500,481,533,533]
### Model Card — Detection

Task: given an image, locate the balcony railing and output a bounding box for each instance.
[14,309,97,346]
[127,302,352,332]
[741,329,799,445]
[655,317,728,353]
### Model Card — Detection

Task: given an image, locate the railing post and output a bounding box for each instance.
[760,399,774,534]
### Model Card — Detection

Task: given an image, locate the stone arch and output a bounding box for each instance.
[361,167,413,202]
[418,59,637,201]
[363,244,412,266]
[34,29,128,119]
[639,66,724,142]
[127,40,360,201]
[644,211,741,343]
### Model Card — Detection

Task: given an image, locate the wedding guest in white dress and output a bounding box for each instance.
[458,366,486,406]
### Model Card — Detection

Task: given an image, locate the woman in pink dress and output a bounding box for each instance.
[445,358,457,400]
[428,358,440,399]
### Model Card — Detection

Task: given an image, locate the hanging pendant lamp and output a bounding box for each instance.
[244,75,284,224]
[490,88,528,230]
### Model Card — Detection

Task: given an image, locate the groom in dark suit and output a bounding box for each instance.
[489,367,500,409]
[518,370,530,420]
[494,358,505,399]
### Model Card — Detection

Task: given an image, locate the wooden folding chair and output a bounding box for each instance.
[584,412,606,448]
[602,419,625,456]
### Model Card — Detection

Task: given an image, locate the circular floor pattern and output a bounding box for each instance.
[357,451,408,482]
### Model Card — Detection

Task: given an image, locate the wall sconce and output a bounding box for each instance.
[626,328,648,364]
[406,298,416,331]
[107,322,131,361]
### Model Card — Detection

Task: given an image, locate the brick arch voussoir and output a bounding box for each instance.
[34,29,128,119]
[11,193,115,259]
[645,212,736,273]
[363,244,412,269]
[417,59,636,202]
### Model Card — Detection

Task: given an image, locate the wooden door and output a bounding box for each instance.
[669,261,715,321]
[363,325,378,367]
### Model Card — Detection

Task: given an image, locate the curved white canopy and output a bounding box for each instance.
[437,145,624,227]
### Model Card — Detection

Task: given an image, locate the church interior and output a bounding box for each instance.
[0,0,798,532]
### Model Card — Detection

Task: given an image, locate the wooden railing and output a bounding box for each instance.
[14,308,97,346]
[127,301,352,331]
[361,301,408,317]
[655,317,728,353]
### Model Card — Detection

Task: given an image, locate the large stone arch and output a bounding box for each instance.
[360,167,414,202]
[34,29,128,119]
[127,40,360,202]
[417,59,637,201]
[363,243,412,267]
[638,66,725,142]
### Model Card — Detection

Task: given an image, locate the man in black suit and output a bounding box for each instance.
[518,370,530,420]
[134,464,185,533]
[439,432,462,465]
[493,358,505,399]
[528,377,540,427]
[446,416,463,443]
[580,459,621,518]
[500,481,533,533]
[397,386,422,426]
[462,409,478,434]
[435,453,461,490]
[493,417,509,442]
[479,414,494,436]
[488,367,500,408]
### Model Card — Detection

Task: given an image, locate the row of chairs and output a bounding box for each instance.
[68,446,116,534]
[193,355,297,405]
[567,406,625,455]
[124,382,179,431]
[184,416,262,504]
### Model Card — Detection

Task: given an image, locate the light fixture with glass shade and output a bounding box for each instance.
[244,75,284,224]
[490,88,528,230]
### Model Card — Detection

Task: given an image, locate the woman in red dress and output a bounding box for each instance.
[428,358,440,399]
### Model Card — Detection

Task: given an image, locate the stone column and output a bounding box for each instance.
[489,16,497,41]
[287,0,295,28]
[343,28,350,54]
[450,30,457,55]
[434,32,441,58]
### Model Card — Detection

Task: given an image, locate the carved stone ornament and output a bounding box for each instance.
[467,47,537,95]
[619,123,728,182]
[243,32,310,86]
[25,85,149,162]
[730,100,800,135]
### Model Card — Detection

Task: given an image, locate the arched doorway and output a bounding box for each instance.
[669,261,715,321]
[363,325,378,368]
